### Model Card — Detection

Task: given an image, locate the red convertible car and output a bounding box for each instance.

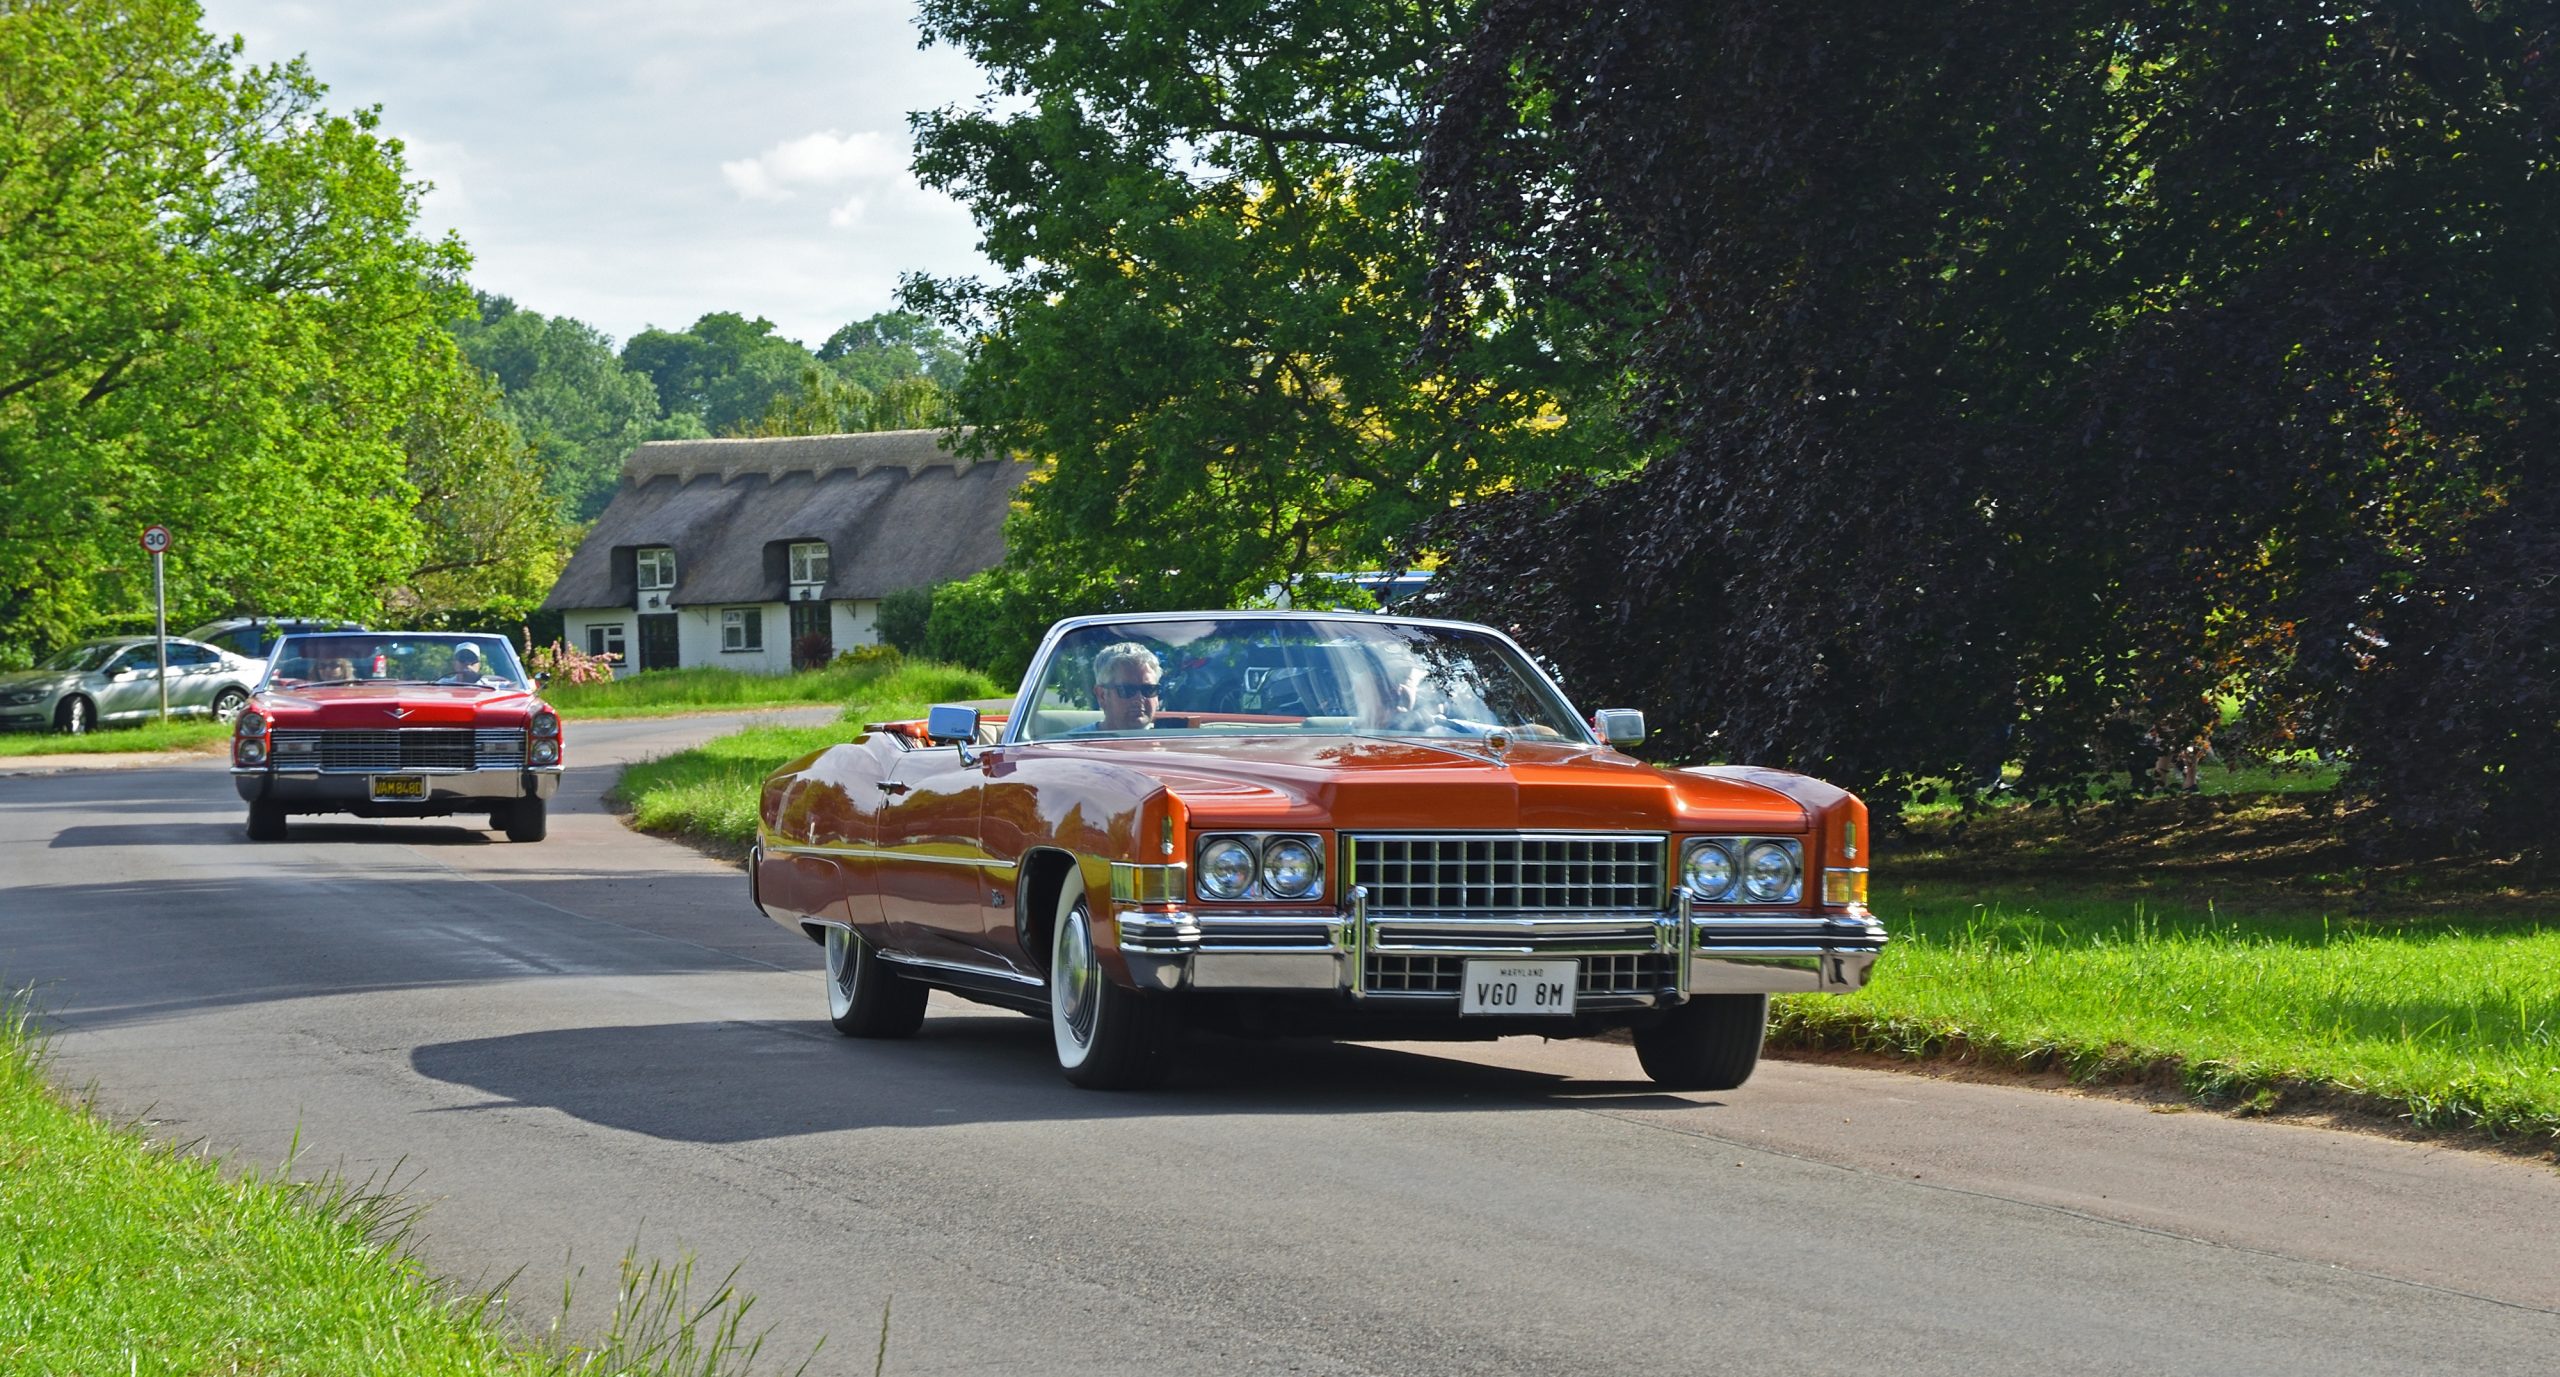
[752,612,1887,1089]
[231,632,564,843]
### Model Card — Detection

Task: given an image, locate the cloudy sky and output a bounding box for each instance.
[198,1,1001,350]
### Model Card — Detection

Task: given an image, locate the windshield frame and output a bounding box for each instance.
[259,632,533,691]
[1002,611,1596,748]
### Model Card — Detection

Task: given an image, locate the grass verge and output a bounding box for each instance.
[611,663,1000,853]
[0,719,229,758]
[548,656,983,720]
[0,995,807,1374]
[1773,884,2560,1148]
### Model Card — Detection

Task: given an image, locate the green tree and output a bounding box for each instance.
[387,337,568,622]
[448,293,667,521]
[623,311,816,437]
[818,310,967,392]
[906,0,1617,612]
[0,0,471,663]
[1421,0,2560,850]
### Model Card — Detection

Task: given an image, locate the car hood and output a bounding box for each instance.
[254,682,539,727]
[0,670,75,691]
[1028,734,1810,833]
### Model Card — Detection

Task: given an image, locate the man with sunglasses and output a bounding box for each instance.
[1086,640,1163,733]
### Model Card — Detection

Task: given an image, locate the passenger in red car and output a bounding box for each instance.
[441,645,491,686]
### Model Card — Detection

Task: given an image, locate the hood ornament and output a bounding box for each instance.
[1481,730,1513,760]
[385,706,411,720]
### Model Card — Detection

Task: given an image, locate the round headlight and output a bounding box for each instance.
[1198,838,1257,900]
[236,710,266,737]
[531,709,561,737]
[1684,842,1736,900]
[1742,841,1800,902]
[236,739,267,765]
[530,738,561,765]
[1261,838,1322,899]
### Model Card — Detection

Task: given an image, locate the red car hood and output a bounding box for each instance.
[255,682,538,728]
[1027,734,1809,833]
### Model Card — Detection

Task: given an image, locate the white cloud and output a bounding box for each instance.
[198,1,999,347]
[721,130,905,202]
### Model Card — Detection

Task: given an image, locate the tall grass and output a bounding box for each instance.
[0,993,808,1374]
[547,655,998,720]
[1778,887,2560,1141]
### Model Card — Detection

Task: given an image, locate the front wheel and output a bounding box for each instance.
[1632,993,1768,1091]
[211,687,249,723]
[55,696,92,735]
[824,925,926,1037]
[1050,870,1178,1089]
[246,800,286,842]
[502,796,546,842]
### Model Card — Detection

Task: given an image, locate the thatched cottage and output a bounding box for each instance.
[541,430,1028,672]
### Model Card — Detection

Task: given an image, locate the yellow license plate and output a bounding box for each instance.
[370,776,425,801]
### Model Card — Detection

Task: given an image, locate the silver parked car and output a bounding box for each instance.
[0,636,263,734]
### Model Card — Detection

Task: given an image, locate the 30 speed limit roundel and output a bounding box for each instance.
[140,524,172,554]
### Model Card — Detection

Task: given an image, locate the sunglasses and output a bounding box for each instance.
[1096,682,1161,700]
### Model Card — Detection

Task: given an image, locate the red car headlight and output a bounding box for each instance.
[530,737,561,766]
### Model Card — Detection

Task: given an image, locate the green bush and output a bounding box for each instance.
[874,585,932,654]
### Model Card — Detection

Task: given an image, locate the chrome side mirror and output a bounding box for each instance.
[925,703,981,745]
[1593,708,1646,748]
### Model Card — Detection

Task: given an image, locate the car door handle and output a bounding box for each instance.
[878,781,908,796]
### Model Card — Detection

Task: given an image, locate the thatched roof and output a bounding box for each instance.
[541,431,1031,611]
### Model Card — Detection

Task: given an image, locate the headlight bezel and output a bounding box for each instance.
[1681,836,1804,904]
[1193,831,1328,903]
[1196,837,1258,900]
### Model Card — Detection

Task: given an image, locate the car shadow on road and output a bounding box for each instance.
[408,1014,1710,1142]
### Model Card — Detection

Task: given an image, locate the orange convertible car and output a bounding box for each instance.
[752,612,1887,1089]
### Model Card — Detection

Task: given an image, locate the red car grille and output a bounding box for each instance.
[268,728,525,771]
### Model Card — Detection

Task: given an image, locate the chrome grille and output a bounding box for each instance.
[1349,833,1665,914]
[1360,954,1672,997]
[1367,954,1464,994]
[1580,954,1674,995]
[271,728,522,772]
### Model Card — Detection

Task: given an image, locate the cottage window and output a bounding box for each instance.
[722,608,764,653]
[789,542,829,585]
[586,624,627,661]
[637,547,676,590]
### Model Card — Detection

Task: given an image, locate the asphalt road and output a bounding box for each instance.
[3,715,2557,1376]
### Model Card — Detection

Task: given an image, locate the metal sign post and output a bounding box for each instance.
[140,525,173,721]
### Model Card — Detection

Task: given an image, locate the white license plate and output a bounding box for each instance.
[1460,958,1577,1015]
[370,775,426,801]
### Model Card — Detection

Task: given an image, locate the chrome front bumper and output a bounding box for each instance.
[233,766,563,806]
[1113,888,1887,1003]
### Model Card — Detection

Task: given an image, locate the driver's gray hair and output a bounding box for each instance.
[1092,641,1161,683]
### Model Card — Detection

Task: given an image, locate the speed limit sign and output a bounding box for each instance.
[140,524,173,555]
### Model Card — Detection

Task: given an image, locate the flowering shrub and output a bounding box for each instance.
[523,636,619,685]
[831,643,904,671]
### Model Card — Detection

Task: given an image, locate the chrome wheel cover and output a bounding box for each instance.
[825,927,857,1020]
[1053,903,1099,1052]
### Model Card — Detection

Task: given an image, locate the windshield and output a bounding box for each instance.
[263,633,531,690]
[1015,616,1590,744]
[36,642,121,673]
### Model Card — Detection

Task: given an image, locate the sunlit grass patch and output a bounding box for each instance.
[0,719,229,757]
[1776,887,2560,1143]
[547,655,995,721]
[0,995,806,1375]
[612,664,1001,849]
